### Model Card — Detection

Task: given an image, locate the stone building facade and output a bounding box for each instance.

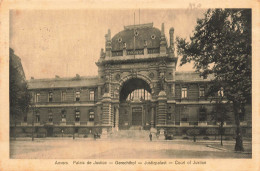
[10,23,251,139]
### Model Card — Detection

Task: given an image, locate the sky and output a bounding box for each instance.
[10,9,206,79]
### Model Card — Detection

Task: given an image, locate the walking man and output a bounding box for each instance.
[149,132,152,141]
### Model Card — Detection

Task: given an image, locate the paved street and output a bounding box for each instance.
[10,138,252,159]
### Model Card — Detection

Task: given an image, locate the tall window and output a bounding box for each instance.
[89,91,94,101]
[61,91,66,102]
[181,87,188,98]
[61,109,66,122]
[49,114,53,122]
[181,114,188,122]
[24,116,27,122]
[75,91,80,101]
[35,93,40,102]
[218,87,224,97]
[75,110,80,122]
[199,107,207,121]
[89,110,94,122]
[48,92,53,102]
[36,114,40,123]
[48,109,53,122]
[199,87,205,97]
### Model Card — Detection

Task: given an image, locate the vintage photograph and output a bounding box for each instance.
[9,8,252,160]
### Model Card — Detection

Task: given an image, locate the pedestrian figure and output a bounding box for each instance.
[149,132,152,141]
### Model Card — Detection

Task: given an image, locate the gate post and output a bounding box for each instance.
[101,93,112,139]
[157,90,167,140]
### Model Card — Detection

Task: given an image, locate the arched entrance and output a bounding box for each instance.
[118,78,153,130]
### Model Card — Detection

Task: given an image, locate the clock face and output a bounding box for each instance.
[151,34,156,39]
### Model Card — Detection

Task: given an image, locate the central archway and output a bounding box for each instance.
[118,77,153,130]
[119,78,151,102]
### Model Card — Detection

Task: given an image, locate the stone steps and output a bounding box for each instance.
[109,129,151,139]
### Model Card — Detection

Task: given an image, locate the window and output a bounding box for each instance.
[181,87,188,98]
[35,93,40,102]
[36,114,40,123]
[181,114,188,122]
[199,87,205,97]
[167,113,171,120]
[126,89,151,101]
[48,114,53,122]
[218,87,224,97]
[199,107,207,121]
[48,109,53,122]
[61,109,66,122]
[89,111,94,122]
[48,92,53,102]
[75,111,80,122]
[75,91,80,101]
[168,84,172,93]
[61,91,66,102]
[89,91,94,101]
[24,116,27,122]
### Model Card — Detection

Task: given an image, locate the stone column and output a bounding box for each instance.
[151,106,155,128]
[157,90,167,140]
[98,86,102,100]
[101,93,112,138]
[115,105,119,131]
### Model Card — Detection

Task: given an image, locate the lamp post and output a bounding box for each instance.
[32,105,35,141]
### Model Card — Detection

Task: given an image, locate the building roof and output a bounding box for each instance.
[111,23,161,51]
[175,71,214,82]
[27,76,99,89]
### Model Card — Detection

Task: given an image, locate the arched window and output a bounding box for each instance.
[126,89,151,101]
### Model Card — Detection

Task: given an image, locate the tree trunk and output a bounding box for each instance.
[220,122,223,146]
[221,134,223,146]
[233,102,244,151]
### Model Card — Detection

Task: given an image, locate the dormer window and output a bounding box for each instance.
[118,38,122,42]
[151,34,156,39]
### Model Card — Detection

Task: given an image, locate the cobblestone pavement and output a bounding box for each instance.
[10,138,252,159]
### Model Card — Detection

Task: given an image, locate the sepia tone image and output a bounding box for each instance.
[9,8,252,159]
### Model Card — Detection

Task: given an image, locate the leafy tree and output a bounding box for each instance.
[10,48,31,139]
[176,9,251,151]
[210,96,231,146]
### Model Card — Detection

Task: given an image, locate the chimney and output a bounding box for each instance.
[105,29,112,57]
[160,23,166,55]
[161,23,165,36]
[169,27,175,56]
